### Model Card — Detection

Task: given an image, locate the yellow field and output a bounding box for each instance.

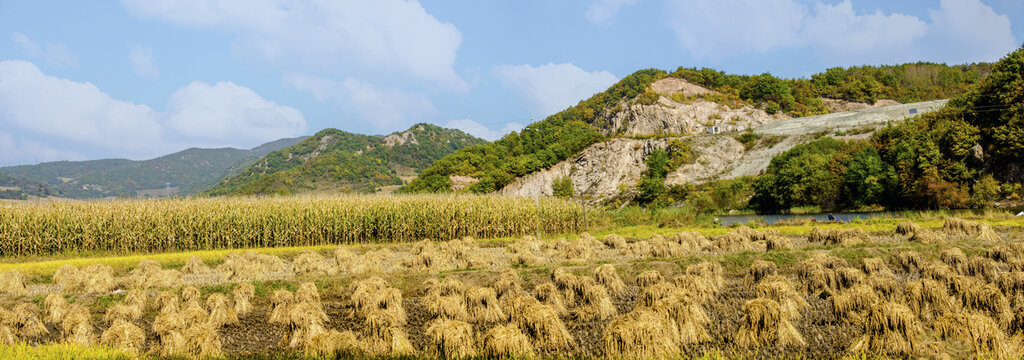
[2,211,1020,276]
[0,343,130,360]
[1,195,1023,359]
[0,216,1019,359]
[0,195,584,258]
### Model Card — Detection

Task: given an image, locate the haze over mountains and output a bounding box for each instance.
[0,137,304,199]
[0,124,484,199]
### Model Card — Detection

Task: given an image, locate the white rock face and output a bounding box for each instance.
[500,138,669,198]
[649,77,714,96]
[607,97,781,137]
[499,99,947,201]
[382,131,419,148]
[665,136,746,185]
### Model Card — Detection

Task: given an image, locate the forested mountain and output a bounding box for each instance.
[402,61,991,195]
[0,137,303,198]
[752,46,1024,211]
[206,123,485,196]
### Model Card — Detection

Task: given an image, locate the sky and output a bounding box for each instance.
[0,0,1020,166]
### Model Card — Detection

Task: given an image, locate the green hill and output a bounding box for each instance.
[1,137,303,198]
[205,123,486,196]
[0,171,62,200]
[751,46,1024,211]
[402,61,992,194]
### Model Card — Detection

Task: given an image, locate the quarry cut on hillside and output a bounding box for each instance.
[498,78,947,200]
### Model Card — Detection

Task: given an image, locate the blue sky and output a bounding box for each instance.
[0,0,1020,166]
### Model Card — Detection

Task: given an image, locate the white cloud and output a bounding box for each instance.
[10,32,78,68]
[11,33,38,55]
[803,1,927,64]
[0,132,85,165]
[166,81,307,146]
[284,73,435,129]
[121,0,466,89]
[0,60,164,154]
[662,0,1018,65]
[586,0,640,24]
[664,0,806,60]
[129,45,160,78]
[444,119,523,141]
[925,0,1019,64]
[0,60,307,164]
[494,63,618,118]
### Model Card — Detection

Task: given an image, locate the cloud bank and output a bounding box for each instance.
[663,0,1018,65]
[121,0,465,89]
[445,119,524,142]
[0,60,306,165]
[494,63,618,118]
[283,73,436,129]
[11,32,79,68]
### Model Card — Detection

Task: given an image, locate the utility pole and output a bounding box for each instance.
[579,195,587,231]
[534,194,542,240]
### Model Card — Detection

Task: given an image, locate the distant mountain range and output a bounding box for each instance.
[0,137,304,199]
[0,123,484,200]
[205,123,485,196]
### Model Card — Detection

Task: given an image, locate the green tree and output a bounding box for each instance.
[552,176,574,198]
[740,73,795,112]
[961,46,1024,180]
[970,175,1000,208]
[751,138,847,211]
[637,177,666,206]
[645,149,670,179]
[841,146,896,208]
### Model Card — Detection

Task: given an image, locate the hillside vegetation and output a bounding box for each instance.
[206,124,485,196]
[752,46,1024,211]
[404,61,990,195]
[0,171,61,200]
[0,137,302,199]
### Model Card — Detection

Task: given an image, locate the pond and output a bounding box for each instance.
[716,207,1024,226]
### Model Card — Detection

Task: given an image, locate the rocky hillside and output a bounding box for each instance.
[206,124,485,196]
[404,62,984,196]
[602,77,782,136]
[500,100,945,199]
[0,137,303,199]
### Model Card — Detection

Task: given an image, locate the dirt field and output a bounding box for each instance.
[1,217,1023,359]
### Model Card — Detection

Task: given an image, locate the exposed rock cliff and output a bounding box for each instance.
[605,78,783,136]
[500,97,947,201]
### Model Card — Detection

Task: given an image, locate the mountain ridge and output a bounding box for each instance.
[205,123,486,196]
[0,137,305,199]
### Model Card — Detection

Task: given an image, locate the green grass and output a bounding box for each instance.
[251,280,298,298]
[93,294,125,312]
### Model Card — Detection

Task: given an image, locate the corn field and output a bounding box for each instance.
[0,195,585,257]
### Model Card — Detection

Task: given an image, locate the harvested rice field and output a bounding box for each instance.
[1,215,1023,359]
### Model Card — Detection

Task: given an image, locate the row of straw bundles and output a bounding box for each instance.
[603,263,722,358]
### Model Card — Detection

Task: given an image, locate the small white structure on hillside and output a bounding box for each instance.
[706,125,721,134]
